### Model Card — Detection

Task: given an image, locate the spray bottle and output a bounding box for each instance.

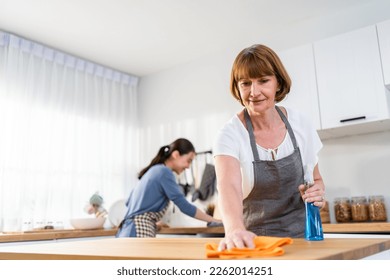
[304,165,324,241]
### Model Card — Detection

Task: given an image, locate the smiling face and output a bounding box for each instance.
[170,151,196,175]
[230,44,291,106]
[238,75,279,114]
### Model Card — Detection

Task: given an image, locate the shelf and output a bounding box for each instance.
[159,223,390,235]
[323,222,390,233]
[157,226,224,235]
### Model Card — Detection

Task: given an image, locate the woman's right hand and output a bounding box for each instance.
[218,229,256,251]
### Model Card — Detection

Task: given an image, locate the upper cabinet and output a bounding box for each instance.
[313,25,390,131]
[377,19,390,87]
[278,44,321,130]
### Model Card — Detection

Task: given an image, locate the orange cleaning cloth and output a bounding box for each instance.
[205,236,293,259]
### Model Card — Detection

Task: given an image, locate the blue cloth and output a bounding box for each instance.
[116,164,197,237]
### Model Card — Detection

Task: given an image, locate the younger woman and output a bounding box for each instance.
[116,138,220,237]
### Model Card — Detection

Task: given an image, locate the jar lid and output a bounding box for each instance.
[368,195,385,201]
[334,197,350,202]
[351,196,367,203]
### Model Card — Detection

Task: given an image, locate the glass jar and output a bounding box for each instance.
[334,197,352,223]
[320,200,330,223]
[351,196,369,222]
[368,195,387,222]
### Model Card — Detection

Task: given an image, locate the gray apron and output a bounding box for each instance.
[243,106,305,237]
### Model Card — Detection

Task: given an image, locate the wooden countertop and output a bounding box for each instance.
[0,237,389,260]
[0,227,220,243]
[2,222,390,244]
[0,228,117,243]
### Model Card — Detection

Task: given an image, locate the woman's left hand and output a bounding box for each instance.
[156,221,170,231]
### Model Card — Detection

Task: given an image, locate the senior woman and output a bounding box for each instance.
[213,44,325,250]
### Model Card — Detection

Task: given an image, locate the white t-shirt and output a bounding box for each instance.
[213,107,323,199]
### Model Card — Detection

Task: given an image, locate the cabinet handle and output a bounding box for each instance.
[340,116,366,123]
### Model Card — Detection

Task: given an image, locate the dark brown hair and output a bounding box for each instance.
[138,138,195,179]
[230,44,291,106]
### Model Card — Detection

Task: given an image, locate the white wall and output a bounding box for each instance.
[137,48,241,166]
[138,1,390,225]
[320,131,390,222]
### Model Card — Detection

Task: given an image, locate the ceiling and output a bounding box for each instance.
[0,0,381,77]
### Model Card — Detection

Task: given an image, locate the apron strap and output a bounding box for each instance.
[244,108,260,162]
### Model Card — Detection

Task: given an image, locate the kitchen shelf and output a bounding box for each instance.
[159,223,390,235]
[323,222,390,233]
[158,226,224,235]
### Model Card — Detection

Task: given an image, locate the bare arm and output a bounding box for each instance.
[215,155,256,250]
[194,208,221,223]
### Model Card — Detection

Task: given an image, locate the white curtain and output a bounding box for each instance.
[0,31,139,231]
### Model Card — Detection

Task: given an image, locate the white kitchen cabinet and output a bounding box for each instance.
[377,19,390,87]
[313,25,390,131]
[278,44,322,130]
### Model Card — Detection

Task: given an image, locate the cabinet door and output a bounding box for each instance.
[278,44,321,130]
[314,25,388,130]
[377,19,390,87]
